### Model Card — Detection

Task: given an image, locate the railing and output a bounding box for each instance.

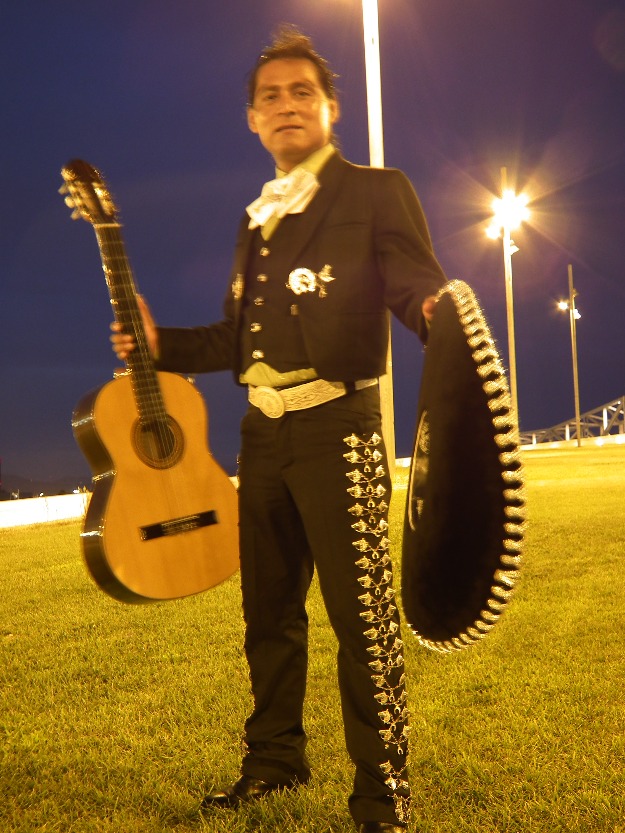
[0,492,90,529]
[520,396,625,446]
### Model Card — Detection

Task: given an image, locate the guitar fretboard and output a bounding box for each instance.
[95,225,168,425]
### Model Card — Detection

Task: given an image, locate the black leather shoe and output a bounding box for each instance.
[358,823,407,833]
[200,774,303,810]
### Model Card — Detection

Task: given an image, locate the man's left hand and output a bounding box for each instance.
[422,295,438,323]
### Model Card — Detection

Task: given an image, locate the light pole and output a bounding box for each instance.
[557,264,582,447]
[362,0,384,167]
[486,166,530,426]
[361,0,396,474]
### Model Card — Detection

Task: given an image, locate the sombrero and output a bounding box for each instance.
[401,279,526,653]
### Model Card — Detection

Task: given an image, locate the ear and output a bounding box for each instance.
[329,98,340,125]
[247,107,259,134]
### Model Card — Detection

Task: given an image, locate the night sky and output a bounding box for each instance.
[2,0,625,491]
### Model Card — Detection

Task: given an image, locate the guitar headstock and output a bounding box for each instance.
[60,159,119,226]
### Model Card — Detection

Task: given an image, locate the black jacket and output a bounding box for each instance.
[156,152,446,382]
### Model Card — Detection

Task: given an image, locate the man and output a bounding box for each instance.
[112,26,447,833]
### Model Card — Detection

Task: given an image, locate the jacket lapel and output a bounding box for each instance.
[262,152,349,266]
[232,215,256,279]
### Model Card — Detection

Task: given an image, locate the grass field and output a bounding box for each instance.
[1,445,624,832]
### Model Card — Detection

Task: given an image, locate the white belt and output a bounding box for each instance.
[248,378,378,418]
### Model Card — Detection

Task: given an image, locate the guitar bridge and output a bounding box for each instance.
[140,510,218,541]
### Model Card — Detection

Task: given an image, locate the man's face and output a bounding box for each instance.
[247,58,339,172]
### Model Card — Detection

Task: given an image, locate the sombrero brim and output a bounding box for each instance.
[401,280,526,653]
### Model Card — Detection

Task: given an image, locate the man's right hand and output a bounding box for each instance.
[110,295,159,361]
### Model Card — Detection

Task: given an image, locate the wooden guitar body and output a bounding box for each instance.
[73,371,239,602]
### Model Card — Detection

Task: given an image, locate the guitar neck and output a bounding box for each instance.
[94,224,166,424]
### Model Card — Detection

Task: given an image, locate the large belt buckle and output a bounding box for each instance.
[254,385,286,418]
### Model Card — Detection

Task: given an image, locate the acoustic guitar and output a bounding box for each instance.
[60,159,239,603]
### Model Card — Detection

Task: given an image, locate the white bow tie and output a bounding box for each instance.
[246,168,319,229]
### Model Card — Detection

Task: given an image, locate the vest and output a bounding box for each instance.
[239,228,312,376]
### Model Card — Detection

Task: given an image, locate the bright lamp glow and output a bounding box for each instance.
[487,189,530,238]
[557,300,581,319]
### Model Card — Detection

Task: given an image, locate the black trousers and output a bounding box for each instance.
[237,386,410,826]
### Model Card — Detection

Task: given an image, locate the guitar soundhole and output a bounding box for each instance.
[133,416,184,469]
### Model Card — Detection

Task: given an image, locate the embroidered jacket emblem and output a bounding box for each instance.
[287,264,335,298]
[232,274,244,301]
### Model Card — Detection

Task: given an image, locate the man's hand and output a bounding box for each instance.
[422,294,438,323]
[110,295,159,361]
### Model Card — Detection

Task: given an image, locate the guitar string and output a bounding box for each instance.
[103,227,187,518]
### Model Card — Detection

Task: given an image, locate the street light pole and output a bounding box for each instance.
[361,0,396,475]
[566,264,582,447]
[486,166,530,428]
[501,189,519,424]
[362,0,384,167]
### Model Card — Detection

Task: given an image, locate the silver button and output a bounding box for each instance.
[257,274,268,283]
[254,297,264,306]
[250,322,262,333]
[260,247,270,257]
[252,350,265,360]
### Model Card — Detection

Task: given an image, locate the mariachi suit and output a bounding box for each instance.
[156,151,446,826]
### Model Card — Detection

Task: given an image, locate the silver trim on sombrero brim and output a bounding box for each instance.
[407,279,526,654]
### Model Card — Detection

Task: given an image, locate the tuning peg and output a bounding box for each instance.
[59,184,67,195]
[62,194,81,220]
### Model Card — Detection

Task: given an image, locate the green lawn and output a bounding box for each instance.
[1,445,624,832]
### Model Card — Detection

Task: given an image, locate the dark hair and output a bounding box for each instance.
[247,24,338,106]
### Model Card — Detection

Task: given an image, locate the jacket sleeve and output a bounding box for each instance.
[154,293,235,374]
[373,169,446,342]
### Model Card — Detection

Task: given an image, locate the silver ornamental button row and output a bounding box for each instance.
[254,386,286,418]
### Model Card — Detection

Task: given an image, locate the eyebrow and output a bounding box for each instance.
[255,80,318,96]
